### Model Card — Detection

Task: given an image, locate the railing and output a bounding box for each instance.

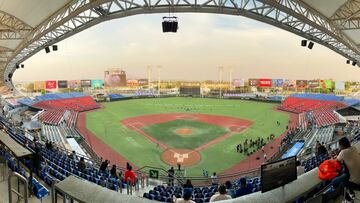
[137,165,260,187]
[8,171,29,203]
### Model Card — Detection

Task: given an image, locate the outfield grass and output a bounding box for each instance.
[142,119,229,149]
[86,98,289,176]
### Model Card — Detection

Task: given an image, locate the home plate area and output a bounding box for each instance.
[161,149,201,167]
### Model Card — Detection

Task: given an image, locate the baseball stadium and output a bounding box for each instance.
[0,1,360,203]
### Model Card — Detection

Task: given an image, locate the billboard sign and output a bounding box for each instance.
[45,81,57,89]
[34,81,45,91]
[57,80,68,88]
[138,79,149,86]
[248,79,259,86]
[296,80,308,88]
[335,81,345,91]
[127,79,139,87]
[81,80,92,87]
[233,79,244,87]
[91,79,103,89]
[308,80,319,88]
[321,80,332,89]
[68,80,81,89]
[258,78,272,87]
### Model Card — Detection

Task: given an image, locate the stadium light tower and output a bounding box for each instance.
[147,65,152,90]
[228,66,234,91]
[157,65,162,96]
[218,66,224,98]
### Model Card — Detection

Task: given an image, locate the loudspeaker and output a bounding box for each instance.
[162,20,178,32]
[8,73,12,79]
[347,60,350,64]
[308,41,314,49]
[301,40,307,47]
[52,45,58,51]
[16,64,19,69]
[21,64,24,68]
[45,46,50,53]
[352,61,357,66]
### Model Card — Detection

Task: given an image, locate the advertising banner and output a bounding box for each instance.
[233,79,244,87]
[45,81,57,89]
[34,81,45,91]
[127,79,139,87]
[296,80,308,88]
[81,80,92,87]
[68,80,81,89]
[258,78,272,87]
[321,80,332,89]
[248,79,259,87]
[277,79,283,87]
[91,79,103,89]
[308,80,319,88]
[138,79,149,86]
[57,80,68,88]
[335,81,345,91]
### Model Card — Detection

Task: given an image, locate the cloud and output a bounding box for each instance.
[13,13,360,82]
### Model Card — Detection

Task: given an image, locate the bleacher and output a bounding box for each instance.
[304,126,335,148]
[311,108,340,127]
[32,96,100,112]
[41,124,68,148]
[289,93,344,102]
[144,176,261,202]
[108,94,126,101]
[35,92,85,101]
[302,153,330,172]
[279,97,346,114]
[38,110,65,125]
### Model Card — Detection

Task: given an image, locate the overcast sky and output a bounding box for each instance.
[12,13,360,82]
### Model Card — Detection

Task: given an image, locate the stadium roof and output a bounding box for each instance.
[1,0,360,91]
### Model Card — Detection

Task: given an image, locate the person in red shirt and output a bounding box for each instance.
[124,165,136,185]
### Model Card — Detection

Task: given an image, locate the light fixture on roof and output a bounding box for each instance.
[45,46,50,53]
[301,40,307,47]
[346,60,350,64]
[52,45,58,51]
[308,41,314,49]
[162,17,178,33]
[21,64,24,68]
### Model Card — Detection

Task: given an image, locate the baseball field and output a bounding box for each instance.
[82,97,289,176]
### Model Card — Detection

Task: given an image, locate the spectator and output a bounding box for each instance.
[225,181,236,198]
[32,146,43,176]
[183,179,194,190]
[168,166,175,186]
[69,151,77,160]
[99,176,107,187]
[99,160,109,172]
[211,172,218,185]
[77,157,86,172]
[335,137,360,201]
[210,184,232,202]
[110,164,118,178]
[235,177,253,197]
[316,142,328,156]
[175,189,195,203]
[124,165,136,185]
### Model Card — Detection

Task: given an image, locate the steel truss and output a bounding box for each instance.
[3,0,360,88]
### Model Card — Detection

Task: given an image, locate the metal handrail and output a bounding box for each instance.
[8,171,29,203]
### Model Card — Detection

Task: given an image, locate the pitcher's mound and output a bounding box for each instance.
[161,149,201,167]
[175,128,193,135]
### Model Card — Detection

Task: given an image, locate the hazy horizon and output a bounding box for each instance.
[12,13,360,82]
